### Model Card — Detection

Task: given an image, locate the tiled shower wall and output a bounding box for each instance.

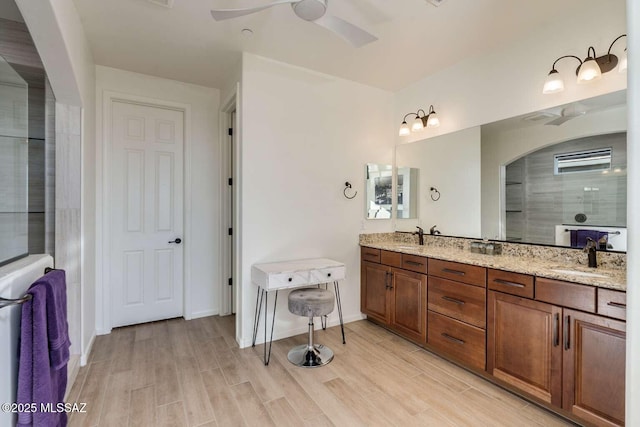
[506,132,627,245]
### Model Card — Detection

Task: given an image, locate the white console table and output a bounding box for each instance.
[251,258,346,365]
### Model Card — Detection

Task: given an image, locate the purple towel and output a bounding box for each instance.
[570,230,608,248]
[17,270,70,427]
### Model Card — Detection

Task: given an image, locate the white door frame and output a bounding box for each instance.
[98,90,192,334]
[219,84,243,344]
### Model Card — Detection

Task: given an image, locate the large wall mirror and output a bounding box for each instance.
[395,90,627,251]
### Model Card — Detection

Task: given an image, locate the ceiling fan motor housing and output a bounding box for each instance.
[292,0,328,21]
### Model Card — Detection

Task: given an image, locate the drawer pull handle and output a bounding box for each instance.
[553,313,560,347]
[441,296,465,305]
[364,253,378,258]
[405,260,424,267]
[493,278,525,288]
[442,268,465,276]
[564,315,571,350]
[607,301,626,309]
[441,333,465,345]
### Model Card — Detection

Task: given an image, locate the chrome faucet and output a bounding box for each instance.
[415,226,425,245]
[430,225,441,235]
[584,237,597,268]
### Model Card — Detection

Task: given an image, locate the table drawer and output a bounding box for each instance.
[309,265,345,284]
[381,250,402,268]
[597,288,626,321]
[361,247,381,263]
[268,272,309,289]
[535,278,596,313]
[428,259,486,287]
[488,269,534,299]
[401,253,428,274]
[428,311,486,370]
[428,277,486,328]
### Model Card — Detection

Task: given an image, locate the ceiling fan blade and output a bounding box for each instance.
[314,14,377,47]
[211,0,298,21]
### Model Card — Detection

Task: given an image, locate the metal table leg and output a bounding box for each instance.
[262,290,278,365]
[334,281,346,344]
[252,287,264,347]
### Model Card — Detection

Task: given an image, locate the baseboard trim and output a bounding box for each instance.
[188,308,219,320]
[80,332,96,366]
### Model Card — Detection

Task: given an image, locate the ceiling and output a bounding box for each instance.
[70,0,589,91]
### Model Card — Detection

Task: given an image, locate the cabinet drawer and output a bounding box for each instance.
[428,311,486,370]
[361,247,381,263]
[381,250,402,268]
[597,288,626,321]
[309,265,345,284]
[428,277,486,328]
[488,269,534,299]
[535,278,596,313]
[401,253,428,274]
[428,259,486,287]
[269,272,309,288]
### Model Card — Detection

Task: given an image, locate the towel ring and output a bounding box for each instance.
[343,182,357,199]
[430,187,441,201]
[0,294,32,309]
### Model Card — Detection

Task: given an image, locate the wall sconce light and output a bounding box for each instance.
[399,105,440,136]
[542,34,627,95]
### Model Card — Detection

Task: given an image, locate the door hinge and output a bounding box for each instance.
[228,177,232,185]
[228,228,232,236]
[228,128,233,136]
[228,278,232,286]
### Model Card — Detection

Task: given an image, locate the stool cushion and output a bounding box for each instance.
[288,288,335,318]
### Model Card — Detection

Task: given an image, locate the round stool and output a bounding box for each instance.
[287,288,335,367]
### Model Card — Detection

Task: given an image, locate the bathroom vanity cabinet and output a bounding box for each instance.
[360,247,427,342]
[360,245,626,427]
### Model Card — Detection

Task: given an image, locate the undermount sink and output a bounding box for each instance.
[550,269,608,278]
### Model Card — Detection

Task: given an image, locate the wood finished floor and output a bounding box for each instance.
[67,316,574,427]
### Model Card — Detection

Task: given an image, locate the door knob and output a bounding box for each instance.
[168,238,182,244]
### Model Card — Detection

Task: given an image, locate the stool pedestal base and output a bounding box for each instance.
[287,344,334,367]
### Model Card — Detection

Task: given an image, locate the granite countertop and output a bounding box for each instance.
[361,241,626,292]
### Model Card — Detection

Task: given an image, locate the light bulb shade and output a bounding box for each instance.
[542,69,565,94]
[411,116,424,132]
[577,58,602,83]
[426,113,440,128]
[618,50,627,72]
[399,121,410,136]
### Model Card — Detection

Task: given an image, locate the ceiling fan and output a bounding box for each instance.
[545,103,588,126]
[211,0,378,48]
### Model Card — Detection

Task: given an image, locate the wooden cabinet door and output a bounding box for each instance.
[563,309,626,427]
[487,291,562,407]
[361,261,390,323]
[390,268,427,342]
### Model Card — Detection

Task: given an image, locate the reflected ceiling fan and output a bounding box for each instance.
[211,0,378,48]
[545,103,588,126]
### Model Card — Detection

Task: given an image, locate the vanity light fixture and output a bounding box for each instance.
[542,34,627,95]
[399,105,440,136]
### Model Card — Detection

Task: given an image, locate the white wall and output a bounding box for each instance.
[15,0,97,365]
[625,0,639,424]
[239,53,395,346]
[394,2,626,140]
[481,105,627,239]
[396,126,481,237]
[95,66,221,331]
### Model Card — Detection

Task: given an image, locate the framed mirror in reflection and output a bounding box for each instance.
[395,90,627,251]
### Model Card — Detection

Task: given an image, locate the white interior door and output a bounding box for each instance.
[110,100,184,327]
